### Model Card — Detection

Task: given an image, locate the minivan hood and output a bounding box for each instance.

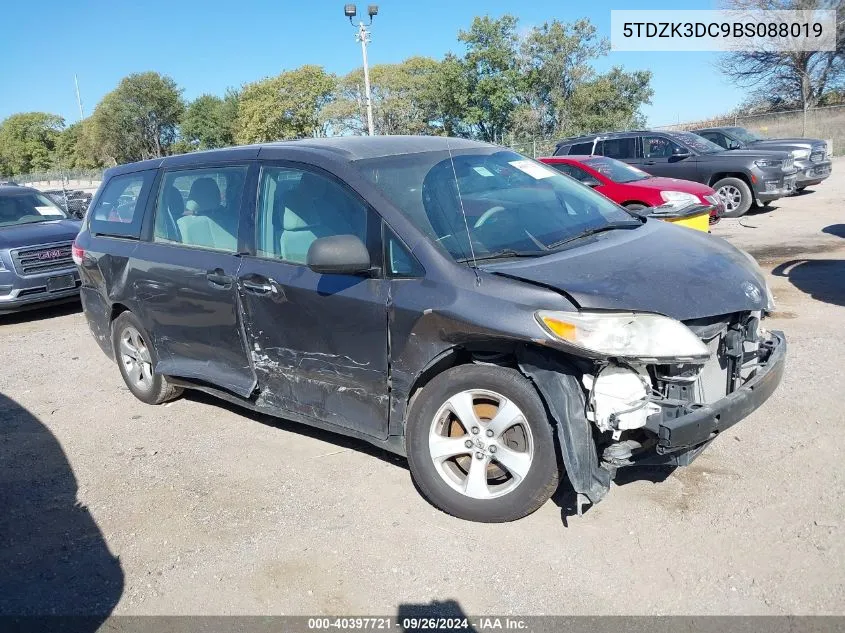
[0,219,82,250]
[481,220,768,321]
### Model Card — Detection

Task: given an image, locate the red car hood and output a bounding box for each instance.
[628,177,715,196]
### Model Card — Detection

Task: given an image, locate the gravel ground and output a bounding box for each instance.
[1,161,843,617]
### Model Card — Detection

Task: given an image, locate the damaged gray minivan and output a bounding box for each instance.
[75,136,786,522]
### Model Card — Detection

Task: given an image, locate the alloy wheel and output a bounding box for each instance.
[119,326,153,390]
[718,185,742,213]
[428,389,534,500]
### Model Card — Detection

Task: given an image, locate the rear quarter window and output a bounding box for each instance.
[89,170,156,239]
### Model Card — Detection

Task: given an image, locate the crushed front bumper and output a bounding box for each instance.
[645,330,786,455]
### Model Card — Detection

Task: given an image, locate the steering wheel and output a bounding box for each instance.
[473,206,506,228]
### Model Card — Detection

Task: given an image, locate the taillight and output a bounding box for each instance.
[72,241,85,266]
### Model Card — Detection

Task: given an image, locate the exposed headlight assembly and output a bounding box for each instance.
[754,158,783,168]
[536,311,710,362]
[791,149,810,160]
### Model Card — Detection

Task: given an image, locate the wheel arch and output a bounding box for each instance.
[708,171,753,190]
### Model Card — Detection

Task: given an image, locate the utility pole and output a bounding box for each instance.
[74,74,84,120]
[345,4,378,136]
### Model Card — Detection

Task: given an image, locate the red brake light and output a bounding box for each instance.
[72,242,85,266]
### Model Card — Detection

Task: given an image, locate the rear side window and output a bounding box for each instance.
[599,138,637,160]
[153,165,248,253]
[567,142,594,155]
[89,171,155,238]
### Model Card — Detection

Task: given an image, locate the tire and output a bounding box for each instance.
[624,203,648,211]
[713,177,753,218]
[405,364,560,523]
[111,311,182,405]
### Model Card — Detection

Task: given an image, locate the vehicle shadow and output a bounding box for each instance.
[0,392,123,620]
[0,300,81,326]
[183,390,409,470]
[552,466,674,527]
[772,258,845,307]
[822,224,845,238]
[397,599,477,632]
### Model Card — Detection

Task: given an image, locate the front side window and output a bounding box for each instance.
[583,157,650,183]
[356,149,640,263]
[256,166,369,265]
[642,135,683,159]
[153,166,247,253]
[0,191,67,228]
[729,127,765,143]
[89,171,155,238]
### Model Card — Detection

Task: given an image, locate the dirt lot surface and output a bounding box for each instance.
[2,161,844,617]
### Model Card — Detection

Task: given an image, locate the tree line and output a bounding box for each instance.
[0,14,655,176]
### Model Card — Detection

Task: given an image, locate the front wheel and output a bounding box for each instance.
[405,364,560,522]
[713,177,753,217]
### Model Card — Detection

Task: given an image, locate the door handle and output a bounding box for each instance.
[206,268,233,288]
[242,279,274,294]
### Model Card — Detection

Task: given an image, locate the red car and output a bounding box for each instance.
[540,155,723,225]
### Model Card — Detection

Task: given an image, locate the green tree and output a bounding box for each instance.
[321,57,442,135]
[181,89,240,149]
[0,112,64,175]
[454,15,521,142]
[55,119,105,169]
[91,71,185,163]
[236,65,335,143]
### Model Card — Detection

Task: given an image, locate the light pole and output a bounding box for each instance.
[345,4,378,136]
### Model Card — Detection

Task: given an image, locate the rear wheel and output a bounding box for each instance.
[112,311,182,405]
[405,364,560,523]
[713,177,752,217]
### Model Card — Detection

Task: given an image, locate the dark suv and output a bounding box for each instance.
[75,137,785,522]
[692,126,832,192]
[554,130,798,217]
[0,186,82,314]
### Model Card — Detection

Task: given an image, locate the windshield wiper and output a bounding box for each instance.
[545,221,642,250]
[458,249,545,263]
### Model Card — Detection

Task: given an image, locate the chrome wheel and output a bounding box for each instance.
[428,389,534,500]
[718,185,742,213]
[119,326,153,390]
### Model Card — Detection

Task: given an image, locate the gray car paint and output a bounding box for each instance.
[76,136,778,505]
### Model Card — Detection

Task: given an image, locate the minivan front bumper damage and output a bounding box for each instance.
[517,330,786,513]
[646,330,786,454]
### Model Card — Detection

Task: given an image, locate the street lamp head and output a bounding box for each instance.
[344,4,357,18]
[367,4,378,17]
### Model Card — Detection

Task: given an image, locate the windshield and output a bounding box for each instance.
[730,127,766,143]
[355,149,640,262]
[0,191,68,227]
[583,157,650,183]
[669,131,725,155]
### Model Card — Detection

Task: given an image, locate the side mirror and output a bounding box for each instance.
[672,147,691,158]
[307,234,371,275]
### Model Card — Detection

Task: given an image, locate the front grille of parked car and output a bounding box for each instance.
[11,242,75,276]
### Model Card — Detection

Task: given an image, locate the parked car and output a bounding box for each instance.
[692,126,832,192]
[42,188,93,219]
[75,137,785,522]
[0,180,20,187]
[540,155,723,231]
[554,130,798,217]
[0,186,82,314]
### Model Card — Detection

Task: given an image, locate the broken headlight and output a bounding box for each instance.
[536,311,710,362]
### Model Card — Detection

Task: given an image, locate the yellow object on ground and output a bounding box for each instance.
[646,204,713,233]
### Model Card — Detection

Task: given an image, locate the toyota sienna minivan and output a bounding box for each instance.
[75,137,786,522]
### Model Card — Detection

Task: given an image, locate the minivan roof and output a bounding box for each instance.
[105,136,494,178]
